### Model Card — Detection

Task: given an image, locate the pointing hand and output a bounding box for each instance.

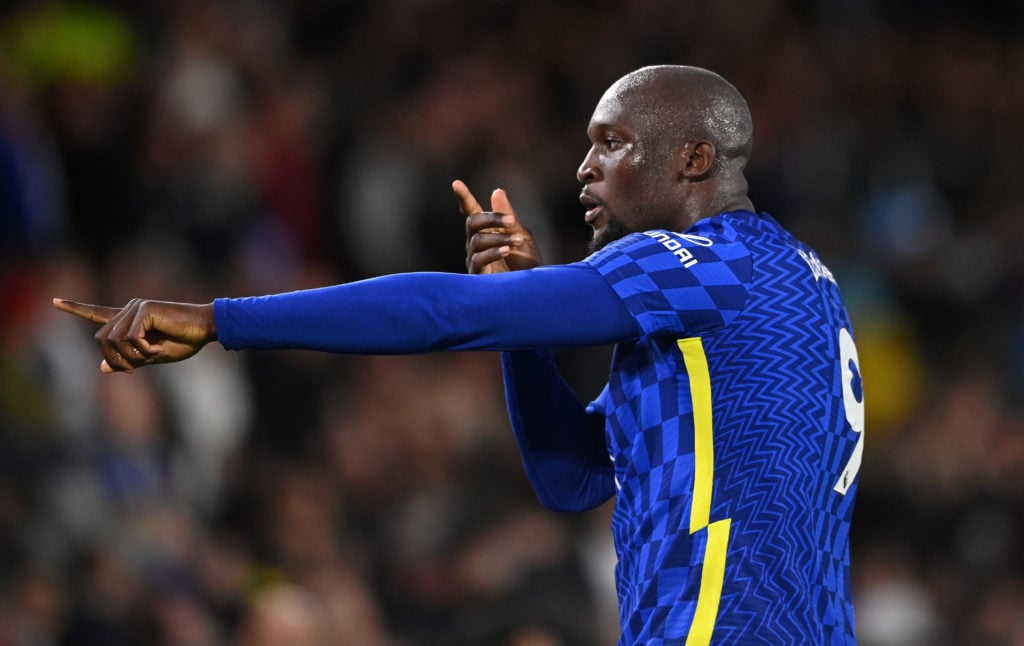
[53,298,217,373]
[453,180,542,274]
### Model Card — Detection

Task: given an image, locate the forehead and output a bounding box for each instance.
[589,83,641,131]
[588,75,680,136]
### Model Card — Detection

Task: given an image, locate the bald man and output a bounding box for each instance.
[56,66,862,644]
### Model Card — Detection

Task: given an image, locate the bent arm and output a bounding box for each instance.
[214,264,640,353]
[503,349,615,512]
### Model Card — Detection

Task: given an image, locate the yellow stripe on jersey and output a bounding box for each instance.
[679,337,714,533]
[678,337,732,646]
[687,518,732,645]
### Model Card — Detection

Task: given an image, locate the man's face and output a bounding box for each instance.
[577,86,680,253]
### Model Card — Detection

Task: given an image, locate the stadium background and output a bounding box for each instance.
[1,0,1023,643]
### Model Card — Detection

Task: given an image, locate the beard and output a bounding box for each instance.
[587,216,632,255]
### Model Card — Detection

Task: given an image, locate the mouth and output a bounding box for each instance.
[579,192,605,226]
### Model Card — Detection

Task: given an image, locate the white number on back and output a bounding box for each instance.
[834,327,864,495]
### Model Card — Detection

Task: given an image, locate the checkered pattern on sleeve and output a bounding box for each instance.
[581,230,752,337]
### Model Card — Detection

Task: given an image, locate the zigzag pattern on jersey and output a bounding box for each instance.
[704,230,858,643]
[585,212,858,645]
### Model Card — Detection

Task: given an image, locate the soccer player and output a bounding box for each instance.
[55,65,863,644]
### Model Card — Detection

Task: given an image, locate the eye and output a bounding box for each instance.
[604,136,622,151]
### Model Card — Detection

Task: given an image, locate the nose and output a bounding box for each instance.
[577,146,600,184]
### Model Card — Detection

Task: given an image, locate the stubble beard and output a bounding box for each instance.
[587,217,632,255]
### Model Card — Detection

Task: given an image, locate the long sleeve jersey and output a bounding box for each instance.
[214,210,862,645]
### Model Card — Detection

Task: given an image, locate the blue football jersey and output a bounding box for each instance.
[582,211,862,645]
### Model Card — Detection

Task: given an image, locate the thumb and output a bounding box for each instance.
[489,188,523,231]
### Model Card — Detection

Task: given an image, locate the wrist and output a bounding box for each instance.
[201,302,218,343]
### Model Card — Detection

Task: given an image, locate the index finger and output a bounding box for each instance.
[452,179,483,215]
[52,298,121,325]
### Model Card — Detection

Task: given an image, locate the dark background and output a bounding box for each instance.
[2,1,1023,644]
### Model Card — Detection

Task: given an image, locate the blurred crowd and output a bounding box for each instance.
[1,0,1023,644]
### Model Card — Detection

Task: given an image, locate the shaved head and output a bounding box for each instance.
[578,65,756,245]
[601,65,753,168]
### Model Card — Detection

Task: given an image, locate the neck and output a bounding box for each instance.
[713,193,755,215]
[677,172,754,229]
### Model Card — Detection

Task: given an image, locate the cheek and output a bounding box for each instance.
[620,145,663,192]
[612,157,648,196]
[621,165,674,228]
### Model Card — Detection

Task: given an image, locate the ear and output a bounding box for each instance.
[679,141,716,179]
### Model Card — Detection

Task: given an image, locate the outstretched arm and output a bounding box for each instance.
[53,264,639,362]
